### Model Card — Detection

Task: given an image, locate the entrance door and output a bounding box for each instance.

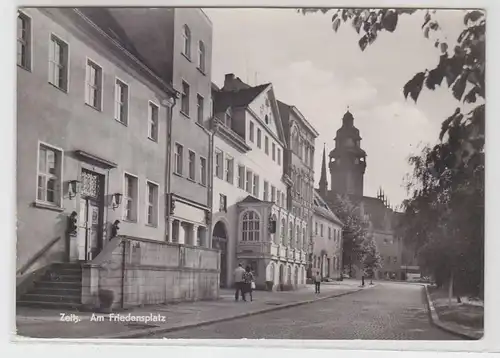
[327,258,331,278]
[212,221,228,288]
[77,169,104,262]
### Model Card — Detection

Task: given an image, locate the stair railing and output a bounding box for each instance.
[16,236,62,276]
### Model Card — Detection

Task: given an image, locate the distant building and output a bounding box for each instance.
[319,110,408,280]
[311,190,343,280]
[210,74,310,290]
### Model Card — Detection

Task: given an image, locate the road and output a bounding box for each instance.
[157,282,459,340]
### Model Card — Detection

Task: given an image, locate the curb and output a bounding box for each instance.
[97,286,372,339]
[423,285,482,340]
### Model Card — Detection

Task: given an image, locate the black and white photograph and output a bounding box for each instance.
[13,5,488,344]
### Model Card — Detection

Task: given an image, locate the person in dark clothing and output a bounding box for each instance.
[233,263,246,301]
[314,271,321,294]
[243,266,255,301]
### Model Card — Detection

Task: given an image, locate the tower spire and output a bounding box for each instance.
[319,143,328,197]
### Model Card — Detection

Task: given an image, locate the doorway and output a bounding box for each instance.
[77,169,105,262]
[212,221,228,288]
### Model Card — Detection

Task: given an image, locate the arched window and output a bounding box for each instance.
[296,227,300,249]
[242,210,260,241]
[280,218,286,245]
[265,114,269,124]
[289,222,293,247]
[269,263,275,282]
[198,41,205,72]
[182,25,191,58]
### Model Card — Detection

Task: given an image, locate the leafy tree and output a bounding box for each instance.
[328,194,368,276]
[361,235,382,284]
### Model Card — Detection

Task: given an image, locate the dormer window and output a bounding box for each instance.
[265,114,269,124]
[225,109,232,128]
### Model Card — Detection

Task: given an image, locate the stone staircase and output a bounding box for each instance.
[17,262,83,310]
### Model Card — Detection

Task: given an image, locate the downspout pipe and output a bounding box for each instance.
[163,94,178,242]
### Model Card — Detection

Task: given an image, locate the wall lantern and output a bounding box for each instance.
[112,193,123,210]
[68,180,81,200]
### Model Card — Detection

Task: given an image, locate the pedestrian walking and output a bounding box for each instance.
[314,271,321,294]
[243,266,255,301]
[233,263,246,301]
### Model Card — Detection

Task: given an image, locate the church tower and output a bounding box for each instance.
[329,110,367,197]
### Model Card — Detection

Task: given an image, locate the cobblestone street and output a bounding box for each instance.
[158,282,459,340]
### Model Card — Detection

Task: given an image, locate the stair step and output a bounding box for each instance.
[17,300,82,310]
[36,281,81,289]
[21,293,81,304]
[35,287,81,297]
[42,273,82,282]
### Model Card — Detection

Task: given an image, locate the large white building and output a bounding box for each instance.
[210,75,308,290]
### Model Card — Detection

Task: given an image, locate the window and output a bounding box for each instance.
[174,143,183,175]
[249,121,255,142]
[271,186,276,202]
[272,143,276,161]
[199,157,207,186]
[188,150,196,180]
[215,150,223,179]
[320,224,324,237]
[85,59,102,110]
[265,136,269,155]
[219,194,227,212]
[257,128,262,148]
[197,94,204,124]
[305,146,309,166]
[114,79,129,124]
[224,110,232,127]
[49,35,68,91]
[146,181,159,226]
[281,192,285,208]
[253,174,259,196]
[246,170,252,193]
[277,148,281,165]
[289,223,293,247]
[394,257,398,263]
[238,165,245,189]
[265,114,269,124]
[296,227,300,248]
[263,181,269,201]
[148,102,159,141]
[181,81,190,115]
[17,12,31,69]
[315,222,318,235]
[329,227,332,239]
[124,173,138,221]
[242,210,260,241]
[280,219,286,244]
[303,228,307,250]
[37,144,62,205]
[225,156,234,184]
[198,41,205,72]
[182,25,191,58]
[277,190,281,206]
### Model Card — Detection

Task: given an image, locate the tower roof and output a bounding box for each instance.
[330,110,366,158]
[335,110,362,141]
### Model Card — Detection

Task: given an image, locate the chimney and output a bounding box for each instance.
[224,73,235,90]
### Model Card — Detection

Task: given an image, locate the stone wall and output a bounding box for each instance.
[82,236,220,310]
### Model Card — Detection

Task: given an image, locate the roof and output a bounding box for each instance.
[277,100,319,138]
[313,190,343,226]
[213,84,270,114]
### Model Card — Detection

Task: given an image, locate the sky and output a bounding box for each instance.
[203,8,469,209]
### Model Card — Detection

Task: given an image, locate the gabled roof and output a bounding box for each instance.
[277,100,319,138]
[240,195,263,204]
[313,190,343,226]
[213,84,270,114]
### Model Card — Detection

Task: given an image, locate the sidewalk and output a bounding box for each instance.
[16,279,368,339]
[424,285,483,340]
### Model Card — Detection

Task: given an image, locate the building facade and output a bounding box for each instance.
[311,191,343,280]
[278,101,318,278]
[87,7,214,249]
[16,7,219,309]
[320,110,404,280]
[210,74,308,290]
